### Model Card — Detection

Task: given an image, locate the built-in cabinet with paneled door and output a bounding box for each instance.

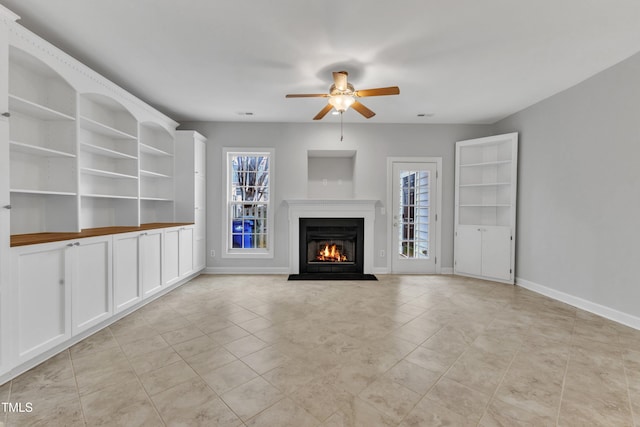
[175,131,207,271]
[454,133,518,284]
[10,236,113,363]
[0,6,204,383]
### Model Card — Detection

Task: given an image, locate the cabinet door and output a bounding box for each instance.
[481,227,512,281]
[164,228,180,286]
[455,225,482,276]
[73,236,112,334]
[179,227,194,277]
[194,237,206,271]
[12,242,72,362]
[113,232,141,313]
[141,230,163,298]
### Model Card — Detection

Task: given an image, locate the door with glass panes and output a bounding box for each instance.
[391,162,438,273]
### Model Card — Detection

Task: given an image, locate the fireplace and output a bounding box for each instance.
[299,218,364,274]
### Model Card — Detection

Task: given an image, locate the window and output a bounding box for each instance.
[399,170,430,259]
[224,148,273,257]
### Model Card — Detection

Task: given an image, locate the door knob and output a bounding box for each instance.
[3,205,11,210]
[1,112,10,118]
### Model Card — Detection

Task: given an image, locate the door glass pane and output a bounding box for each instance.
[398,170,430,259]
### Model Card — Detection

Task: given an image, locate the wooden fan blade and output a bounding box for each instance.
[351,101,375,119]
[333,71,348,91]
[313,104,333,120]
[286,93,330,98]
[354,86,400,97]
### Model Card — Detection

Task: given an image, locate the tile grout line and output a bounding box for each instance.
[474,331,525,427]
[620,339,638,427]
[554,318,576,427]
[388,323,448,426]
[166,318,250,425]
[110,319,168,427]
[67,348,89,426]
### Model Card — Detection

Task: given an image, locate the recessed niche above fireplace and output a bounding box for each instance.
[307,150,356,199]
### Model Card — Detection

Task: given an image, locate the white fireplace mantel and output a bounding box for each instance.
[286,200,377,274]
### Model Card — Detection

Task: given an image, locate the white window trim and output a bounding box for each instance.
[222,147,275,259]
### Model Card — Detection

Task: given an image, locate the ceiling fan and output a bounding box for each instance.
[285,71,400,120]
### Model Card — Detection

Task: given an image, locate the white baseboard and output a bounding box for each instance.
[516,277,640,331]
[441,267,454,275]
[373,267,389,275]
[204,266,290,275]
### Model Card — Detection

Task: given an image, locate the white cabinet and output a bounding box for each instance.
[454,133,518,284]
[113,232,142,313]
[140,229,163,298]
[179,226,194,277]
[72,236,112,334]
[175,131,206,271]
[164,225,195,286]
[113,229,165,312]
[11,241,73,363]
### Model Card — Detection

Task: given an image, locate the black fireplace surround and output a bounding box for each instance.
[299,217,364,274]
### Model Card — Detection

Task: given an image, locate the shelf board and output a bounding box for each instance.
[80,142,137,160]
[11,189,76,196]
[141,196,173,201]
[459,160,511,168]
[81,193,138,200]
[139,143,172,157]
[140,169,171,178]
[79,116,137,140]
[81,167,138,179]
[10,141,76,158]
[9,94,76,121]
[459,182,511,187]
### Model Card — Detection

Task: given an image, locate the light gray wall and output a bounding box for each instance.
[179,122,494,272]
[494,52,640,318]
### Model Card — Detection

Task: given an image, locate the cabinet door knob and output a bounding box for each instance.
[3,205,11,210]
[67,243,74,247]
[74,242,80,246]
[1,112,10,118]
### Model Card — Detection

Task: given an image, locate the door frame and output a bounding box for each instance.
[386,157,443,274]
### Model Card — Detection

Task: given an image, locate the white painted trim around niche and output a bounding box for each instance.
[516,277,640,331]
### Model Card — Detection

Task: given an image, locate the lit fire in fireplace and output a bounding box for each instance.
[316,244,347,262]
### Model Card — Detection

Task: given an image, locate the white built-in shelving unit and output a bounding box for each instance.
[8,46,78,233]
[5,46,182,233]
[0,7,207,384]
[78,93,139,229]
[454,133,518,283]
[139,122,175,223]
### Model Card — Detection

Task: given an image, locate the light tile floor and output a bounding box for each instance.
[2,274,640,426]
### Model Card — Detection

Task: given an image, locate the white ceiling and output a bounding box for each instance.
[3,0,640,124]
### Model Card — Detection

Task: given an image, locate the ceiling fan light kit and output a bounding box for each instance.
[286,71,400,120]
[328,94,355,112]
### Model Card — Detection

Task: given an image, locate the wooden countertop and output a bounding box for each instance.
[10,223,194,247]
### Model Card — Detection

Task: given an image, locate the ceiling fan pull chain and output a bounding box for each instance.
[340,112,344,141]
